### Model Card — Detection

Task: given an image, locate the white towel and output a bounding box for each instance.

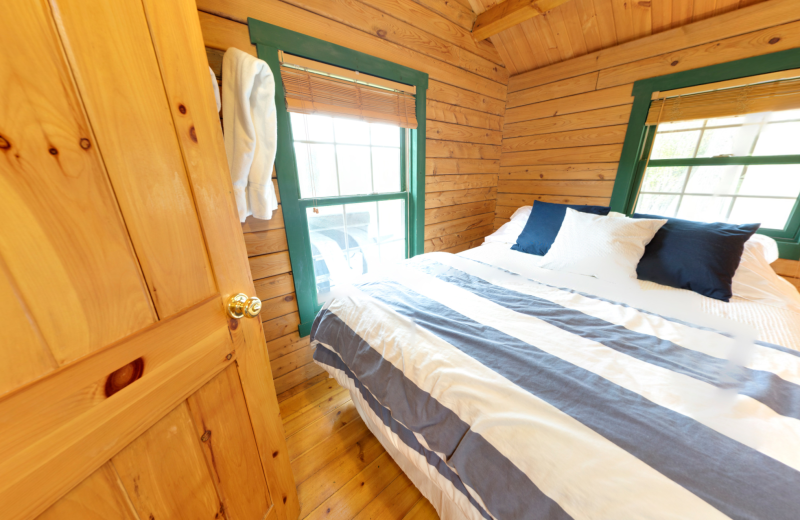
[222,47,278,222]
[209,66,221,112]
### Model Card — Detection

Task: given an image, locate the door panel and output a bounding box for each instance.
[0,0,299,518]
[113,402,224,520]
[38,463,139,520]
[0,0,155,366]
[139,1,300,517]
[51,0,217,317]
[187,365,274,520]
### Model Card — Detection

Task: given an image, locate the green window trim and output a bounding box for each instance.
[610,47,800,260]
[248,18,428,337]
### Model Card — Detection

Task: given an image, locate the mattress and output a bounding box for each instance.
[310,244,800,520]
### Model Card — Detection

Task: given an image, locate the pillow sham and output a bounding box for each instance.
[732,234,800,311]
[512,201,611,256]
[631,213,759,302]
[540,209,667,281]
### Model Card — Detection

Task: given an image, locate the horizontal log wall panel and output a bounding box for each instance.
[496,193,612,208]
[196,0,506,100]
[424,224,494,253]
[498,180,615,197]
[426,188,498,209]
[426,174,498,192]
[597,20,800,90]
[424,213,496,241]
[245,229,289,257]
[427,80,506,116]
[425,200,497,225]
[426,159,500,175]
[500,164,618,181]
[275,0,507,84]
[254,273,295,302]
[356,0,502,65]
[505,85,634,124]
[507,72,599,108]
[427,121,503,145]
[772,259,800,278]
[504,105,632,138]
[500,144,623,166]
[200,0,506,395]
[506,0,800,92]
[502,125,628,152]
[427,100,504,130]
[426,140,502,160]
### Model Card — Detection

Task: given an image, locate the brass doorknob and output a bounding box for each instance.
[227,293,262,319]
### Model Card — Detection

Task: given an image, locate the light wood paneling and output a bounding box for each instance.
[199,0,505,395]
[475,0,775,76]
[38,464,138,520]
[53,0,216,318]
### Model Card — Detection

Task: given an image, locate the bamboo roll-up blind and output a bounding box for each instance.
[646,75,800,125]
[280,63,417,129]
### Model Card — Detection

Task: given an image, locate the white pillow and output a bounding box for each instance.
[483,205,532,245]
[540,209,667,281]
[732,234,800,310]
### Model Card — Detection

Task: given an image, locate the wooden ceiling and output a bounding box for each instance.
[466,0,772,76]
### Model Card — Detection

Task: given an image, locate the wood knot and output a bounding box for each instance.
[178,104,187,114]
[284,294,294,302]
[229,318,239,330]
[189,126,197,143]
[201,430,211,442]
[0,135,9,150]
[80,138,91,149]
[272,451,279,458]
[769,37,781,45]
[105,358,144,397]
[670,61,679,67]
[376,29,387,38]
[226,353,233,360]
[48,147,58,155]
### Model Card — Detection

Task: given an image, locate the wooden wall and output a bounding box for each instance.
[495,0,800,289]
[196,0,507,395]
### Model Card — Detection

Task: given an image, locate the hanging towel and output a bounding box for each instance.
[222,47,278,222]
[209,66,221,112]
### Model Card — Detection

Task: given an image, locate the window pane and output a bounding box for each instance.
[337,145,372,196]
[729,198,796,230]
[640,166,688,193]
[371,124,401,147]
[634,194,679,217]
[676,195,733,223]
[307,200,406,295]
[650,130,701,159]
[684,165,743,195]
[738,164,800,197]
[767,108,800,122]
[695,125,759,158]
[334,118,370,145]
[658,120,704,131]
[294,143,339,198]
[752,121,800,156]
[305,114,335,142]
[290,113,308,140]
[372,147,401,193]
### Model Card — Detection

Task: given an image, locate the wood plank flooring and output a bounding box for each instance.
[277,374,439,520]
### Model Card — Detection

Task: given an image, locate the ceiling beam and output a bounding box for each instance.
[472,0,573,41]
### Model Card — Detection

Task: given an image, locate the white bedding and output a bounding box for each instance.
[311,243,800,520]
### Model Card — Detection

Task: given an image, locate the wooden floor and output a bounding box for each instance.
[277,373,439,520]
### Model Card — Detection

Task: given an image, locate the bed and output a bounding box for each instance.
[310,242,800,520]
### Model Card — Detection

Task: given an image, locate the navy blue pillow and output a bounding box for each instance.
[512,201,611,256]
[632,213,759,302]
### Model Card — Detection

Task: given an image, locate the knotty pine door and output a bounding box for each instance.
[0,1,299,519]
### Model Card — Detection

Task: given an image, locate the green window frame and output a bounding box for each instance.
[248,19,428,336]
[611,47,800,261]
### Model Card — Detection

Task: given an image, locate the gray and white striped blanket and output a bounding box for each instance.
[311,252,800,520]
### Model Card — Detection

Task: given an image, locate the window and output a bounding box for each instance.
[249,18,428,336]
[634,109,800,230]
[611,49,800,261]
[290,113,409,296]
